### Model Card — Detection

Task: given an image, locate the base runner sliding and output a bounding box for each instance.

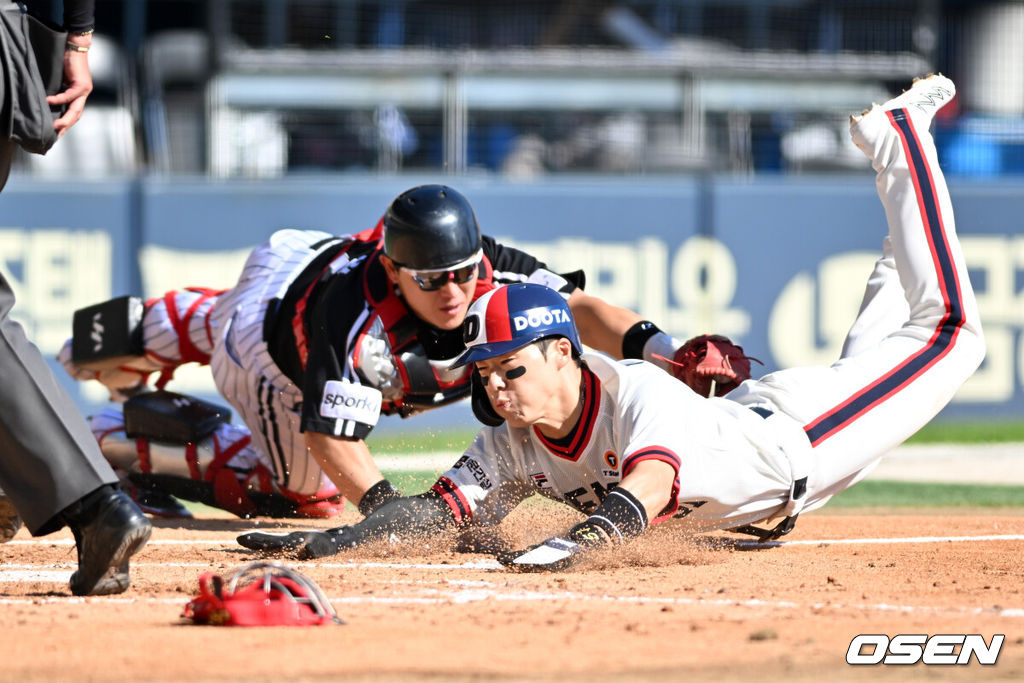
[240,75,984,570]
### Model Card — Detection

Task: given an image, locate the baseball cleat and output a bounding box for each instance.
[849,74,955,161]
[851,74,955,128]
[65,487,152,596]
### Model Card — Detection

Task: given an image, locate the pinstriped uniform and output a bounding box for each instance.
[144,292,217,362]
[206,230,344,495]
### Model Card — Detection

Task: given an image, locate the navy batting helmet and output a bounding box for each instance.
[383,185,482,270]
[454,283,582,367]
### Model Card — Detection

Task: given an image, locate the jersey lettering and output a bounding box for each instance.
[319,380,382,425]
[451,455,492,490]
[563,480,616,513]
[673,500,709,519]
[563,487,594,512]
[590,480,613,502]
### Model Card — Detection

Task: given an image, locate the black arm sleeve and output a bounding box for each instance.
[349,492,458,543]
[63,0,95,33]
[357,478,402,516]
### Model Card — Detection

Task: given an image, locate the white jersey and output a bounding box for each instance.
[433,353,809,533]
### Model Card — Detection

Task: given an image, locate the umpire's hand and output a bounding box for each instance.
[48,35,93,137]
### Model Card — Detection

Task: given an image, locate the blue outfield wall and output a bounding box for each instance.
[1,173,1021,432]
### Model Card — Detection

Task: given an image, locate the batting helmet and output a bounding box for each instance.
[454,283,582,367]
[383,185,482,270]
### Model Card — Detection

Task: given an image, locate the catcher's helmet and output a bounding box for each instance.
[454,283,582,367]
[383,185,482,270]
[183,561,343,627]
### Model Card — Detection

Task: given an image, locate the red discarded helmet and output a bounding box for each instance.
[183,561,342,627]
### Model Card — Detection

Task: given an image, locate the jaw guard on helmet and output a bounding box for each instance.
[383,185,482,270]
[183,561,343,626]
[454,283,582,367]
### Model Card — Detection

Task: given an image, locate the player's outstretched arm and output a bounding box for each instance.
[567,289,650,359]
[304,433,390,506]
[499,459,675,572]
[237,491,458,559]
[569,291,756,396]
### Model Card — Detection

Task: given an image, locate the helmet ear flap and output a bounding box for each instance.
[471,368,504,427]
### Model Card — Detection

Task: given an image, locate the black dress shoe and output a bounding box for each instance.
[62,486,152,596]
[0,493,22,543]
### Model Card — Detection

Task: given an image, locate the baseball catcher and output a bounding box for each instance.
[62,185,740,520]
[239,76,984,570]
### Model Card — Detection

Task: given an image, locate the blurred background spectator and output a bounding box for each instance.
[16,0,1024,179]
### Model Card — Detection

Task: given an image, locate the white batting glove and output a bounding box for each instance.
[498,536,589,572]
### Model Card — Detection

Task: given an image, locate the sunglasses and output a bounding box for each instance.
[400,250,483,291]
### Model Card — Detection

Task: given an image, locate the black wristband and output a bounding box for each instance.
[573,487,649,544]
[621,321,662,360]
[357,479,402,516]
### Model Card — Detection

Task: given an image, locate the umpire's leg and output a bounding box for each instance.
[0,270,118,535]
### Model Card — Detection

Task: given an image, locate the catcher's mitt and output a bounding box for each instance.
[662,334,761,397]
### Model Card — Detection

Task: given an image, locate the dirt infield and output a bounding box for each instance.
[2,507,1022,682]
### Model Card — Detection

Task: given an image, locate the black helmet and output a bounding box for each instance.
[383,185,482,270]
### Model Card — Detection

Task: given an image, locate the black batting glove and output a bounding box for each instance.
[236,526,358,559]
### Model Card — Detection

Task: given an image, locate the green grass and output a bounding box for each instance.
[381,469,443,494]
[382,470,1024,510]
[905,419,1024,444]
[367,429,477,454]
[828,479,1024,508]
[367,420,1024,453]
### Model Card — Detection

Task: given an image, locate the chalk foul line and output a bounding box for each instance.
[9,532,1024,549]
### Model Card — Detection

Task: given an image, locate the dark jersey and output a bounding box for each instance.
[265,229,579,440]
